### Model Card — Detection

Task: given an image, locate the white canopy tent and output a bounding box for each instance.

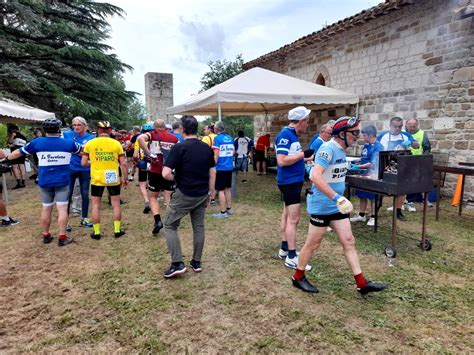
[167,67,359,119]
[0,98,55,124]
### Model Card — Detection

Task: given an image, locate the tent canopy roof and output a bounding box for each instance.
[167,67,358,116]
[0,98,55,124]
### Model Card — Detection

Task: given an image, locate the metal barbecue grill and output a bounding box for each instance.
[347,151,434,257]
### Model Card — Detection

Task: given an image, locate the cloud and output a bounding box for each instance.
[178,18,225,63]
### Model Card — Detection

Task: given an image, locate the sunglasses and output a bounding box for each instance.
[348,130,360,136]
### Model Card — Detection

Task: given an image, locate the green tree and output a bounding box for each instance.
[199,54,254,138]
[0,0,135,125]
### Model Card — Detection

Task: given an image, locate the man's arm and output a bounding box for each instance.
[213,148,219,163]
[118,155,128,186]
[276,152,304,167]
[7,150,23,161]
[81,154,89,167]
[422,132,431,154]
[208,167,216,197]
[137,133,150,155]
[162,166,174,181]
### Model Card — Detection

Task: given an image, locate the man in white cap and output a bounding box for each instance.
[275,106,314,270]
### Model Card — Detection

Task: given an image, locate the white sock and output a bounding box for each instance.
[1,216,9,221]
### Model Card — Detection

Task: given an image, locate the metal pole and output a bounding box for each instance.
[218,102,222,122]
[355,102,359,118]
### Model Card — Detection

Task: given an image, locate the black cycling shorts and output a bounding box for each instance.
[138,169,148,183]
[215,170,232,191]
[91,184,121,197]
[148,172,175,192]
[278,182,303,206]
[309,212,349,227]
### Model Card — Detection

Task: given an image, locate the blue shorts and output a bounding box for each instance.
[236,157,248,172]
[355,189,376,201]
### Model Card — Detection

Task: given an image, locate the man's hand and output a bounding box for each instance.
[122,178,128,189]
[336,196,353,214]
[401,141,411,148]
[304,148,315,158]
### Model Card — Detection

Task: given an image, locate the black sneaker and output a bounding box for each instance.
[58,237,74,247]
[90,232,101,240]
[396,212,407,221]
[12,183,22,190]
[190,259,202,273]
[292,276,319,293]
[2,217,20,226]
[43,235,53,244]
[164,262,187,278]
[114,230,125,238]
[242,179,247,183]
[29,174,37,180]
[143,206,151,214]
[357,281,388,296]
[152,221,163,235]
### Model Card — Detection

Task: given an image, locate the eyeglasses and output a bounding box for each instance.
[348,130,360,136]
[73,124,84,126]
[391,124,403,128]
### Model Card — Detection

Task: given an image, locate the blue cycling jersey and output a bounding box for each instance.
[20,137,81,188]
[360,141,384,175]
[307,139,347,215]
[212,133,234,171]
[275,127,304,185]
[63,130,94,171]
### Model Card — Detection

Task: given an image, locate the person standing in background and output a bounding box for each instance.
[234,130,252,183]
[255,133,270,175]
[63,116,95,230]
[7,125,28,189]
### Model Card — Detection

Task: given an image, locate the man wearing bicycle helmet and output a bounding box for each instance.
[292,116,388,296]
[7,118,81,246]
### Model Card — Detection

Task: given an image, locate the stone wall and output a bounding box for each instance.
[251,0,474,199]
[144,72,174,124]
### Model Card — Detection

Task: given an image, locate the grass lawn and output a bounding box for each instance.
[0,171,473,352]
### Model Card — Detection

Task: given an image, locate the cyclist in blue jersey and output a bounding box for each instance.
[350,125,384,227]
[212,121,235,219]
[377,116,419,221]
[275,106,315,270]
[292,116,388,296]
[63,116,95,230]
[7,118,82,246]
[308,122,334,152]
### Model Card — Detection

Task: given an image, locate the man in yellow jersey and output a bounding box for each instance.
[81,121,128,239]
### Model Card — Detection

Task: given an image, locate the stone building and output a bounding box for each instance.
[244,0,473,199]
[144,72,174,123]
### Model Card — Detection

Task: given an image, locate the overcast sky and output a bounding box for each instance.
[106,0,380,106]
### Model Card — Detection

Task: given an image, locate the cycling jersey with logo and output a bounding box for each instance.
[20,137,81,188]
[234,137,252,158]
[212,133,235,171]
[275,126,304,185]
[147,130,178,174]
[307,139,347,215]
[360,141,384,174]
[63,130,95,171]
[377,131,415,151]
[83,136,124,186]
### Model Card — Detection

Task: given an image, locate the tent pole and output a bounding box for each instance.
[355,102,359,118]
[218,102,222,122]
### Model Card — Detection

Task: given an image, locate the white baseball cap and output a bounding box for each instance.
[288,106,311,121]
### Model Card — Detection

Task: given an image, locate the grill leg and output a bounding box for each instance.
[459,173,465,216]
[391,195,397,249]
[421,192,427,251]
[435,182,441,221]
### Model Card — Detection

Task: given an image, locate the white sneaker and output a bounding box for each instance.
[387,205,405,212]
[278,248,288,259]
[367,217,375,226]
[226,208,234,215]
[284,255,312,271]
[406,202,416,212]
[350,214,366,222]
[212,212,229,219]
[326,226,333,233]
[427,201,434,207]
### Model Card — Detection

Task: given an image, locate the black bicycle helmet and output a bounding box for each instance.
[43,118,62,134]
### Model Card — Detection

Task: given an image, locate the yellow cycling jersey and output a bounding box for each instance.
[202,133,216,147]
[83,136,124,186]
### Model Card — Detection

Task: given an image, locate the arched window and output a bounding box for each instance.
[313,65,331,87]
[316,73,326,86]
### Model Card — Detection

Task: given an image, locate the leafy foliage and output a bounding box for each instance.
[199,54,254,139]
[0,0,137,128]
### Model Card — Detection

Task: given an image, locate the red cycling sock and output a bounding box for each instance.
[354,273,368,288]
[59,234,67,241]
[42,232,51,238]
[293,268,305,281]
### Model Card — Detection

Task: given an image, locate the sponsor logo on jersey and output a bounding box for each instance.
[278,138,289,145]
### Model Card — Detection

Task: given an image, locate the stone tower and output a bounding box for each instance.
[144,72,173,123]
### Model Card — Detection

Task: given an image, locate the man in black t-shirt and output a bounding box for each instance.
[161,115,216,278]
